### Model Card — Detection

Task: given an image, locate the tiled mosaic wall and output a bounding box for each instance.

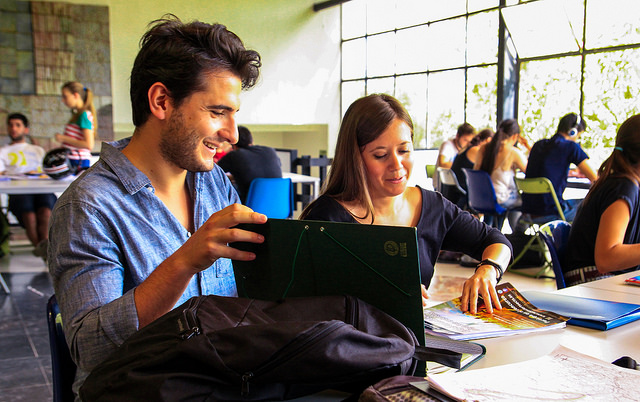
[0,0,112,149]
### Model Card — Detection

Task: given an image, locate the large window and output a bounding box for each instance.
[341,0,499,148]
[341,0,640,161]
[507,0,640,165]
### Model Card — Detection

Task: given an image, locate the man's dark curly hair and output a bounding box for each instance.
[130,14,262,127]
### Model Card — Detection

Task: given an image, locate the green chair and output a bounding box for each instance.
[516,177,566,221]
[424,165,440,191]
[426,164,437,191]
[426,164,436,179]
[509,177,567,276]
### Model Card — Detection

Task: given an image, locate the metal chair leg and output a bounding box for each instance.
[508,232,553,279]
[0,273,10,294]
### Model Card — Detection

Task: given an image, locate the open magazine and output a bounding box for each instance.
[423,282,568,340]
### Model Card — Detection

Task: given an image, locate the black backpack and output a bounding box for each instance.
[80,294,482,401]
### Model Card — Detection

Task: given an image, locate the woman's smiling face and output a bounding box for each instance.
[360,118,414,199]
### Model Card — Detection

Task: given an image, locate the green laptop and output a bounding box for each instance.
[231,218,425,349]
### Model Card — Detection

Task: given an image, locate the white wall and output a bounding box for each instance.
[44,0,343,154]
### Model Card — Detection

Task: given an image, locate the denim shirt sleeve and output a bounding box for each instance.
[49,199,139,373]
[48,140,242,397]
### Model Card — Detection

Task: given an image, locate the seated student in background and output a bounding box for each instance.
[522,113,597,222]
[564,114,640,286]
[449,128,494,208]
[217,125,282,203]
[433,122,476,191]
[299,94,512,314]
[213,140,232,163]
[48,15,267,395]
[2,113,56,258]
[474,119,528,232]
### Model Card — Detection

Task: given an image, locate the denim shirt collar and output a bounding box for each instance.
[99,138,152,195]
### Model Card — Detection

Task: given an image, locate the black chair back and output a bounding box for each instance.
[47,295,77,402]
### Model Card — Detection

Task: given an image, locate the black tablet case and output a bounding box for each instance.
[231,219,425,348]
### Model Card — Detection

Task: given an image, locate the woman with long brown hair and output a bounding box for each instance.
[474,119,528,231]
[564,114,640,286]
[300,94,512,314]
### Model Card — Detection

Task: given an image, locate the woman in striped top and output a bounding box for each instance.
[55,81,97,172]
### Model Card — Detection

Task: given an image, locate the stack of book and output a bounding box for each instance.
[423,282,568,340]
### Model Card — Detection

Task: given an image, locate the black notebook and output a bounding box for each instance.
[231,218,425,346]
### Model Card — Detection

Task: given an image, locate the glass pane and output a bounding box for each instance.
[342,0,366,40]
[517,56,581,144]
[341,80,366,119]
[423,0,466,21]
[427,70,465,148]
[366,77,395,96]
[426,18,466,70]
[396,0,430,28]
[367,32,396,77]
[396,74,428,148]
[563,0,585,46]
[396,25,429,74]
[501,0,582,58]
[366,0,397,34]
[586,0,640,49]
[467,11,499,65]
[467,0,500,13]
[583,48,640,166]
[342,38,366,80]
[466,65,498,131]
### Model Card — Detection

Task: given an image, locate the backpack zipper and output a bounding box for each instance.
[345,295,358,326]
[178,296,205,340]
[240,320,344,397]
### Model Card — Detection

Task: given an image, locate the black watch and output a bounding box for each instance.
[475,258,504,283]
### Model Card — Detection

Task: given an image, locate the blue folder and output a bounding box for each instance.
[521,290,640,330]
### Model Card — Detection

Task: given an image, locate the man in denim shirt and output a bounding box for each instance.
[48,15,266,397]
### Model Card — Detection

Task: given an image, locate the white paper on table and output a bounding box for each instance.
[424,345,640,401]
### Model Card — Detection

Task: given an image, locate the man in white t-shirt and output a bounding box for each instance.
[433,122,476,190]
[2,113,57,258]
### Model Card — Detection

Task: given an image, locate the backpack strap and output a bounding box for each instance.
[414,335,486,369]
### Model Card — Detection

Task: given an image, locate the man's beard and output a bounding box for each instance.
[159,109,214,172]
[10,134,25,143]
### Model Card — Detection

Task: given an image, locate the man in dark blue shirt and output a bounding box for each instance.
[522,113,597,221]
[217,125,282,203]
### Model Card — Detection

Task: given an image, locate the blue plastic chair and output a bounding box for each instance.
[462,168,508,230]
[47,295,77,402]
[245,178,294,219]
[540,220,571,289]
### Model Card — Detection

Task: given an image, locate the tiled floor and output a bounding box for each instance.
[0,240,54,402]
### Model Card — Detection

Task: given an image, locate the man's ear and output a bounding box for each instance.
[148,82,172,120]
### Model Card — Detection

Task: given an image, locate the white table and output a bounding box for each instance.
[290,270,640,401]
[283,172,321,204]
[471,273,640,371]
[0,177,74,194]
